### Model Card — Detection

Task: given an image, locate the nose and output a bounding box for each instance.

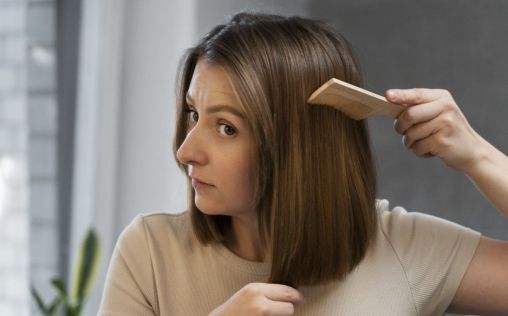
[176,126,208,167]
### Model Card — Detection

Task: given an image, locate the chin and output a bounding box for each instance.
[194,200,228,216]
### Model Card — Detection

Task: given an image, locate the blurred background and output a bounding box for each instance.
[0,0,507,315]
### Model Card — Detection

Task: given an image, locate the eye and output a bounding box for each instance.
[184,108,199,124]
[218,123,236,136]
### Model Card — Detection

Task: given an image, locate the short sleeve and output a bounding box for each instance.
[379,200,481,316]
[98,215,157,316]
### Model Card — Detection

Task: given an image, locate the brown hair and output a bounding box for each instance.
[173,12,377,287]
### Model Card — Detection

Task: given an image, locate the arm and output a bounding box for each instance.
[98,215,156,316]
[386,88,508,315]
[462,138,508,218]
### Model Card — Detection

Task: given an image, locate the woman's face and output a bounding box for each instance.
[177,59,256,218]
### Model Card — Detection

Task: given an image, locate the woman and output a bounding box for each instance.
[98,12,508,315]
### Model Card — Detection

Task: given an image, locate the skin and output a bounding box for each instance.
[179,60,508,315]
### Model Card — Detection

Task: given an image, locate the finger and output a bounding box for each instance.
[256,283,305,304]
[411,132,440,158]
[394,99,445,134]
[386,88,449,106]
[402,118,441,149]
[263,299,295,316]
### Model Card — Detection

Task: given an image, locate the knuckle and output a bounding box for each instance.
[438,90,458,111]
[403,110,416,125]
[440,113,454,128]
[414,89,425,103]
[396,113,413,134]
[243,284,261,297]
[441,99,456,112]
[439,89,451,98]
[412,142,427,157]
[434,133,450,148]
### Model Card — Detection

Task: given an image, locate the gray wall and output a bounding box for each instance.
[309,0,508,239]
[195,0,308,36]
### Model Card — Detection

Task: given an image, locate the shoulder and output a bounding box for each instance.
[375,199,481,315]
[117,211,193,255]
[376,198,481,249]
[136,211,191,234]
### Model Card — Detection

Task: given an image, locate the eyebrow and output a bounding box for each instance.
[186,93,245,119]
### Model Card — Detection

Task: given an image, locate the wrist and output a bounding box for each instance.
[462,136,504,178]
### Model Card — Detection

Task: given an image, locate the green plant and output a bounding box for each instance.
[32,229,101,316]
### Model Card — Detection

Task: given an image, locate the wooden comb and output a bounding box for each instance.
[307,78,405,120]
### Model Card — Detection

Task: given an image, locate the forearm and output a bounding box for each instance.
[464,136,508,218]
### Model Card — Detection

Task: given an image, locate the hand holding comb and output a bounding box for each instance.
[307,78,405,120]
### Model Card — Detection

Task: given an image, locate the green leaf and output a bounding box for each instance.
[51,277,77,315]
[69,305,80,316]
[47,297,62,316]
[52,277,74,309]
[31,286,48,312]
[31,285,62,316]
[50,277,67,300]
[71,229,101,303]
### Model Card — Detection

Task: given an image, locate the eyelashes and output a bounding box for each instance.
[184,107,199,123]
[183,107,237,137]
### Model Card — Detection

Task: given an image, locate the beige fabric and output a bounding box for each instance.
[98,199,480,316]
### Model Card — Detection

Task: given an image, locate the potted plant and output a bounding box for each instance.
[31,229,101,316]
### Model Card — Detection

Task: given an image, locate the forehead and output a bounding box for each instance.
[187,59,239,104]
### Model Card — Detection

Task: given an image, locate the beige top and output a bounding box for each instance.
[98,199,480,316]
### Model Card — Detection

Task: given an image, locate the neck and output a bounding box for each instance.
[224,214,266,262]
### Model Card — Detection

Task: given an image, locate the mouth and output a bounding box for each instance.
[191,177,214,189]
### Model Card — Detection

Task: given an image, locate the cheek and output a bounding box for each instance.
[240,164,255,198]
[221,155,255,202]
[230,160,254,193]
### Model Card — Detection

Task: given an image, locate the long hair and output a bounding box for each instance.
[173,12,377,287]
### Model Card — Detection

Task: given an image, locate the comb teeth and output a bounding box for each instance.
[308,78,404,120]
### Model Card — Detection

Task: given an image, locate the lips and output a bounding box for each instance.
[190,176,214,189]
[191,179,213,191]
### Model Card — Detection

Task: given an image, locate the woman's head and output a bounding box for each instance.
[174,12,377,287]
